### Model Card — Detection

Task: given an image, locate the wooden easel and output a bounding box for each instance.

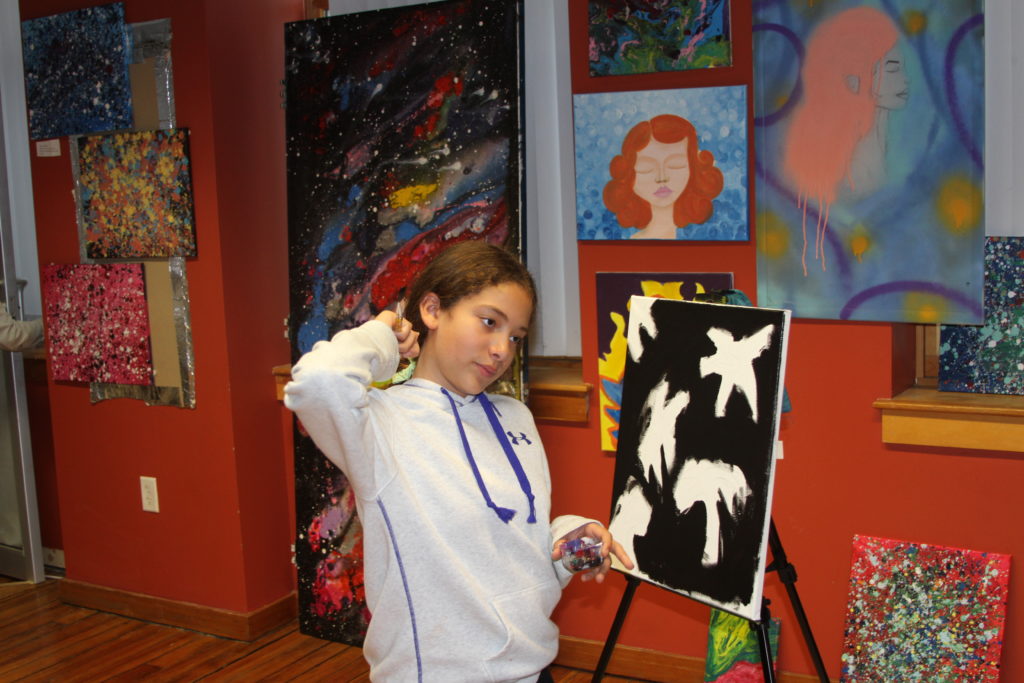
[591,519,829,683]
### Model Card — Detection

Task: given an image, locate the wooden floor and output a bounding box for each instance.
[0,576,645,682]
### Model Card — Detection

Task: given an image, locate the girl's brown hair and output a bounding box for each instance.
[405,240,537,338]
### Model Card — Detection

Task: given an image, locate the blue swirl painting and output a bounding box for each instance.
[21,3,133,141]
[753,0,985,323]
[574,86,748,241]
[588,0,733,75]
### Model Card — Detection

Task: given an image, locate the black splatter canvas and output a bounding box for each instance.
[285,0,523,644]
[609,296,789,620]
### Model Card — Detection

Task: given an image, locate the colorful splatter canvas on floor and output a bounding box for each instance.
[840,534,1010,681]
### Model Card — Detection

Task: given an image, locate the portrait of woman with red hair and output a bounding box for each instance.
[574,86,747,241]
[603,114,725,239]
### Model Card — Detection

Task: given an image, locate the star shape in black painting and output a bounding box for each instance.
[699,325,775,422]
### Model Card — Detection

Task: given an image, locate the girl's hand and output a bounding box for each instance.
[552,522,634,584]
[375,310,420,359]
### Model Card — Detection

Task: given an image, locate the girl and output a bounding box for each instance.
[285,240,632,683]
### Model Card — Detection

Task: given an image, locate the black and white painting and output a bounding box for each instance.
[608,296,790,620]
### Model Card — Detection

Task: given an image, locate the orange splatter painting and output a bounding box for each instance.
[76,129,196,259]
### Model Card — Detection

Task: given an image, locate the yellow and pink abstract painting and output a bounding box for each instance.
[596,272,732,452]
[840,535,1009,681]
[75,128,196,259]
[42,263,153,385]
[754,1,984,323]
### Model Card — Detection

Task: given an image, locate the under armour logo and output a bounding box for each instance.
[506,431,532,445]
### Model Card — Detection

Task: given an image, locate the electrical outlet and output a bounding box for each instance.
[140,476,160,513]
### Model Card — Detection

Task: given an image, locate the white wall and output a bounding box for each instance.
[986,0,1022,236]
[0,0,41,316]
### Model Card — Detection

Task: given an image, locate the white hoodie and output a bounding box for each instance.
[284,319,593,682]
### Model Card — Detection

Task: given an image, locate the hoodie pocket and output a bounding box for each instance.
[482,580,561,682]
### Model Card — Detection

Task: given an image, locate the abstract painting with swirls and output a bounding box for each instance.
[284,0,522,645]
[753,1,985,323]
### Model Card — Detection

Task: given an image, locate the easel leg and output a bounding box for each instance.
[753,599,777,683]
[768,520,830,682]
[591,576,640,683]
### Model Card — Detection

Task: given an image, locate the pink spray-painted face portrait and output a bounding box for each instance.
[632,138,691,210]
[872,44,909,111]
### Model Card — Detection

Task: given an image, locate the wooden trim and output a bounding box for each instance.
[58,580,297,641]
[527,356,592,424]
[874,386,1024,452]
[274,363,290,401]
[554,635,829,682]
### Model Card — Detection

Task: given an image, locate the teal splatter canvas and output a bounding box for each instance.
[840,535,1009,682]
[939,237,1024,394]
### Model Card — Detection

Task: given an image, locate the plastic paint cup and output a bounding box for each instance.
[561,536,603,572]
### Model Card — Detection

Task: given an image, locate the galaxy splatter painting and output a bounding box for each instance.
[75,129,196,259]
[42,263,152,385]
[754,1,985,323]
[285,0,522,644]
[840,535,1010,682]
[21,2,133,140]
[609,297,789,620]
[939,237,1024,394]
[588,0,732,76]
[596,272,733,452]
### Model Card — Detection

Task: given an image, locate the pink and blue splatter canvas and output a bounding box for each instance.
[21,2,133,140]
[588,0,732,76]
[939,237,1024,394]
[840,535,1010,682]
[76,129,197,259]
[42,263,153,385]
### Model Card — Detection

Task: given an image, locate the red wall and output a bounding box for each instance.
[546,2,1024,680]
[20,0,1024,678]
[22,0,302,613]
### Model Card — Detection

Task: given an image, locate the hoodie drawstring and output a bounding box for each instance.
[442,388,517,523]
[478,392,537,524]
[440,388,537,525]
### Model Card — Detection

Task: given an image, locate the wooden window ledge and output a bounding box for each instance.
[274,357,592,424]
[873,386,1024,453]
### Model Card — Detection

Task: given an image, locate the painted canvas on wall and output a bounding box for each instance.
[939,237,1024,394]
[588,0,732,76]
[840,535,1010,681]
[285,0,523,644]
[75,129,196,259]
[705,608,779,682]
[609,296,789,620]
[21,2,133,140]
[753,1,985,323]
[42,263,153,385]
[596,271,734,452]
[574,86,748,241]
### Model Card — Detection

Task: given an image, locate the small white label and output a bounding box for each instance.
[775,440,784,460]
[36,139,60,157]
